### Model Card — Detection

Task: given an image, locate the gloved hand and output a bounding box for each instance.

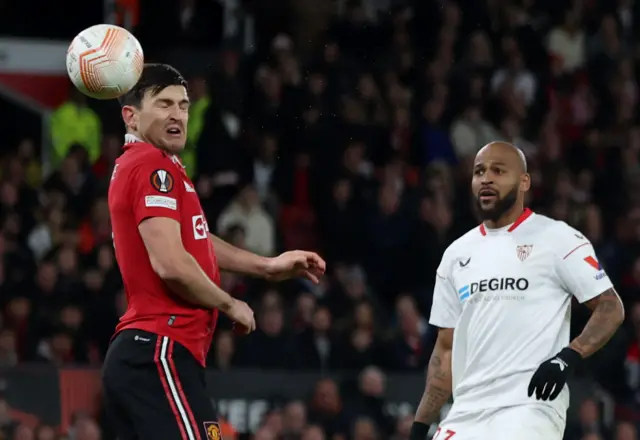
[409,422,431,440]
[528,347,582,401]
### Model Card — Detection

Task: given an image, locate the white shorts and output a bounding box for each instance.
[434,404,565,440]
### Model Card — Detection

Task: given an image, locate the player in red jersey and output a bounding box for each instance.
[102,64,326,440]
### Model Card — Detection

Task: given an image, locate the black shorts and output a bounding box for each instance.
[102,330,219,440]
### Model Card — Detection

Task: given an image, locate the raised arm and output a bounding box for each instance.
[208,233,269,277]
[209,233,326,283]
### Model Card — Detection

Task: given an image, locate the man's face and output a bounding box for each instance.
[471,148,526,222]
[131,85,190,153]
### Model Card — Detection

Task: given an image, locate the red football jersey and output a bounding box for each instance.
[108,137,220,366]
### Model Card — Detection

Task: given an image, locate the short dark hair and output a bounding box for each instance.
[118,63,188,107]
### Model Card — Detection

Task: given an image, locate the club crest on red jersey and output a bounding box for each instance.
[516,244,533,261]
[150,169,174,193]
[203,422,221,440]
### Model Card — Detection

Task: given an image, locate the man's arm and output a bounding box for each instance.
[208,233,269,277]
[414,328,453,425]
[553,227,625,359]
[122,160,253,329]
[142,218,235,311]
[140,218,255,332]
[208,233,326,283]
[569,287,625,359]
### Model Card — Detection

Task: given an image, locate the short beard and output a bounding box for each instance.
[474,186,519,223]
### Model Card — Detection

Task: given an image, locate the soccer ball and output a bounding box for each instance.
[66,24,144,100]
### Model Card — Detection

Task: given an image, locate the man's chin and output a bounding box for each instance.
[159,139,186,153]
[475,203,499,221]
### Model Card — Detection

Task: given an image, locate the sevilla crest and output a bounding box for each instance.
[516,244,533,261]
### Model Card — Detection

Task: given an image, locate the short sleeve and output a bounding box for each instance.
[554,225,613,303]
[129,162,182,225]
[429,258,462,328]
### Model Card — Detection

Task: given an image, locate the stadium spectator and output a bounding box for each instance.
[218,184,276,257]
[50,89,102,166]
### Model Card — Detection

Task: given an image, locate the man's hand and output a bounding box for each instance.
[528,347,582,401]
[225,299,255,334]
[265,250,326,284]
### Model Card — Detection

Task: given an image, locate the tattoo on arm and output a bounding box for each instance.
[570,288,624,359]
[414,344,452,424]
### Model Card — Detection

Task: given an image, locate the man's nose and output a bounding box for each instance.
[168,105,182,119]
[481,175,494,184]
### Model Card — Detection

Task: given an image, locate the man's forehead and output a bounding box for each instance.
[474,146,520,167]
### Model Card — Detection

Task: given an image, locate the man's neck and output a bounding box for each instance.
[125,132,145,144]
[483,205,525,229]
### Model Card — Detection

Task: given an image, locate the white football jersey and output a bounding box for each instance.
[429,209,615,416]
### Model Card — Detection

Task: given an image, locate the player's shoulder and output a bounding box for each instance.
[117,142,168,168]
[438,225,484,271]
[528,213,590,254]
[111,142,178,199]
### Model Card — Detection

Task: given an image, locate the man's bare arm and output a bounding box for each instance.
[140,218,235,311]
[414,328,453,425]
[208,233,269,277]
[569,288,625,358]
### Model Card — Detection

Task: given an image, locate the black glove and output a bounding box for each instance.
[528,347,582,401]
[409,422,431,440]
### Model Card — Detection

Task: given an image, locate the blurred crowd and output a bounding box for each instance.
[3,0,640,439]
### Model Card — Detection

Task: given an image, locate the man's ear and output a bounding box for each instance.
[520,173,531,192]
[121,106,139,132]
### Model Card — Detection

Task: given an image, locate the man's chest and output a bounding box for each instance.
[450,237,560,303]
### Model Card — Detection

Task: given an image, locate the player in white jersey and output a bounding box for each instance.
[409,142,625,440]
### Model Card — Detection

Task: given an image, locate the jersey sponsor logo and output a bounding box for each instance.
[584,256,607,280]
[458,277,529,301]
[150,169,174,193]
[458,257,471,268]
[203,422,221,440]
[192,214,209,240]
[516,244,533,261]
[184,181,196,192]
[584,256,601,270]
[144,195,177,210]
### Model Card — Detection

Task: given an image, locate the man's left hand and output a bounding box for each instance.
[528,347,582,401]
[265,251,326,283]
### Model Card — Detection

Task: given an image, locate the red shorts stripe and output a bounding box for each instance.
[167,340,202,440]
[154,337,190,440]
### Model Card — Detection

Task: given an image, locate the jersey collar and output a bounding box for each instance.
[123,134,143,148]
[479,208,533,236]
